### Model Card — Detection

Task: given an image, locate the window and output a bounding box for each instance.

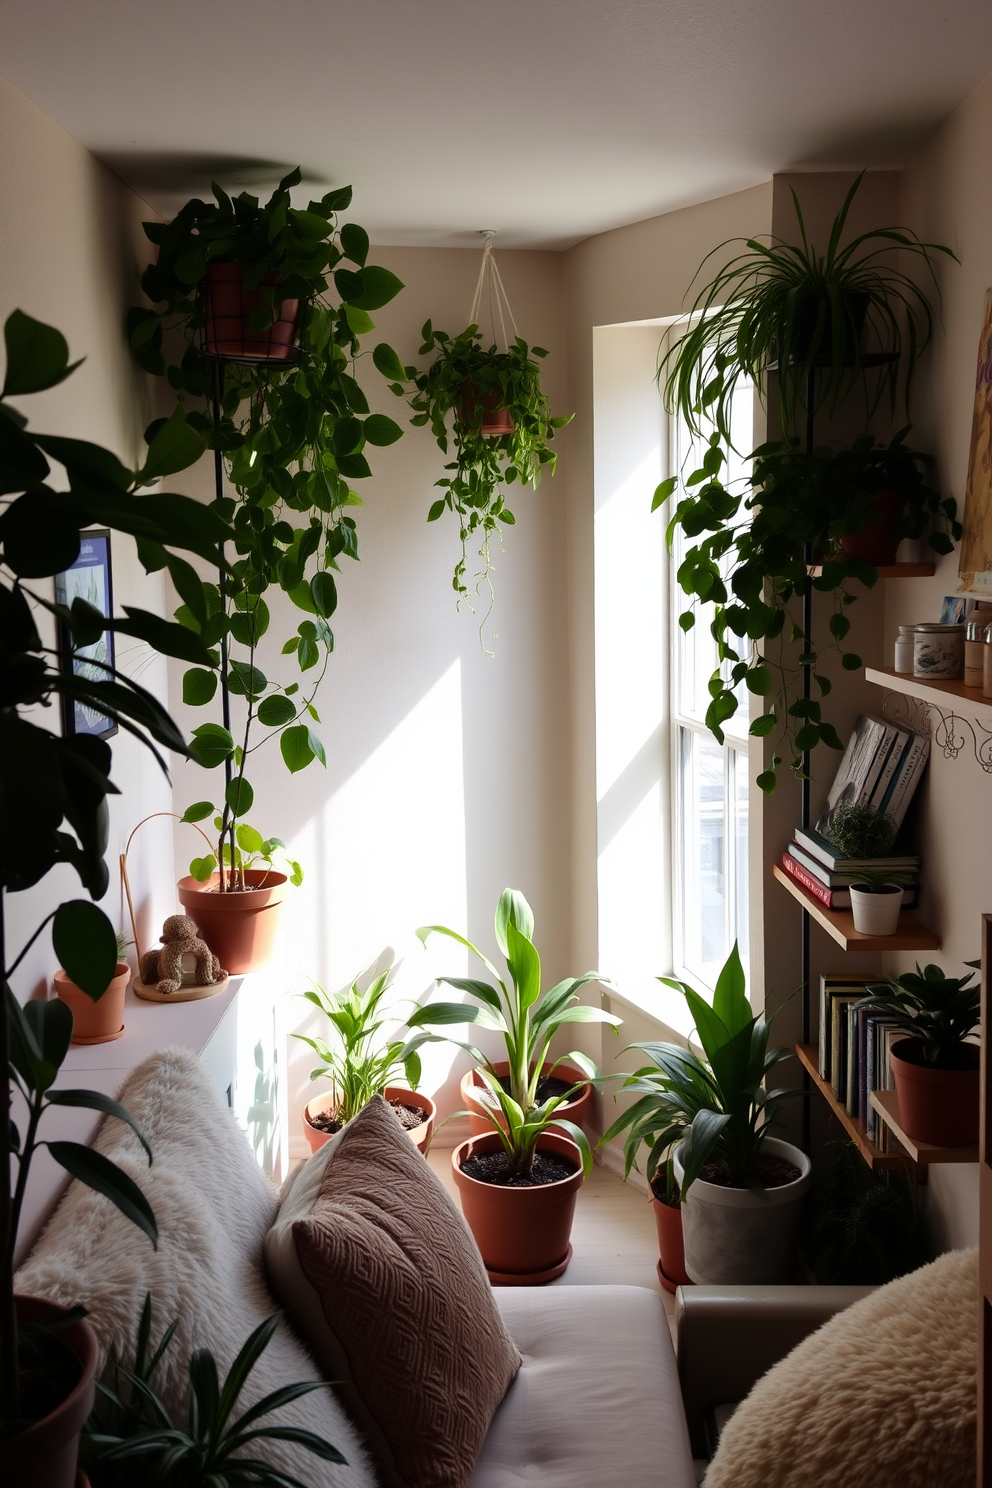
[669,380,753,992]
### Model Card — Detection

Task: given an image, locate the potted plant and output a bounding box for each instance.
[408,888,620,1281]
[54,961,131,1046]
[826,800,898,859]
[658,171,956,444]
[294,971,435,1154]
[848,869,912,935]
[854,962,981,1146]
[631,945,810,1284]
[398,323,571,606]
[129,172,408,962]
[661,429,960,791]
[1,312,233,1483]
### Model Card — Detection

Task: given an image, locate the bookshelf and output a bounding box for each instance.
[772,864,941,951]
[794,1044,909,1171]
[866,665,992,729]
[869,1089,980,1165]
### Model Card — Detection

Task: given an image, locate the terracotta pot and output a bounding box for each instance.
[201,262,301,363]
[849,883,903,935]
[652,1191,692,1294]
[8,1296,99,1488]
[303,1086,437,1155]
[841,488,906,566]
[451,1129,583,1284]
[890,1037,980,1147]
[457,381,514,437]
[177,870,288,974]
[54,963,129,1045]
[460,1060,592,1138]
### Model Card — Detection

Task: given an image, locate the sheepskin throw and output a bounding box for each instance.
[17,1047,376,1488]
[705,1247,977,1488]
[265,1095,522,1488]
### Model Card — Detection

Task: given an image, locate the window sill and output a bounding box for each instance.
[602,978,695,1043]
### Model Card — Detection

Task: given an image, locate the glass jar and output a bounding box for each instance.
[894,624,920,673]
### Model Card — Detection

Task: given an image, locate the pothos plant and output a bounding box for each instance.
[657,428,961,790]
[129,170,408,887]
[396,324,571,606]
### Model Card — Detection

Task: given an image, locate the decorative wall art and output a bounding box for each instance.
[54,528,117,738]
[959,288,992,594]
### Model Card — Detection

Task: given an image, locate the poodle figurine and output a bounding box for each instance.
[140,914,225,995]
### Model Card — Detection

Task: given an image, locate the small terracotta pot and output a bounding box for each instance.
[457,380,514,437]
[841,488,906,566]
[54,963,129,1045]
[8,1296,99,1488]
[178,870,288,974]
[652,1191,692,1294]
[890,1037,980,1147]
[303,1086,437,1155]
[460,1060,592,1138]
[451,1129,583,1283]
[201,262,301,363]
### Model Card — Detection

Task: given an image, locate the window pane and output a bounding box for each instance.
[732,746,749,962]
[679,727,727,984]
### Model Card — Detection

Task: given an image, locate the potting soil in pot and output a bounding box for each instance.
[700,1153,801,1188]
[308,1097,429,1137]
[459,1150,579,1187]
[475,1073,575,1110]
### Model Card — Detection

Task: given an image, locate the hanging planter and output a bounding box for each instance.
[200,263,302,364]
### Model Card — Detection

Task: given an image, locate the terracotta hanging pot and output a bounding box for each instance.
[889,1038,980,1147]
[54,963,130,1045]
[8,1296,99,1488]
[652,1189,692,1294]
[303,1086,437,1155]
[177,870,288,974]
[840,488,906,566]
[460,1060,592,1138]
[451,1129,583,1284]
[201,262,302,363]
[457,381,514,437]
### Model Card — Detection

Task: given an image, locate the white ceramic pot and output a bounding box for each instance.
[849,883,903,935]
[673,1136,812,1284]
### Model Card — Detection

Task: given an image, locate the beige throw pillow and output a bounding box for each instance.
[265,1095,521,1488]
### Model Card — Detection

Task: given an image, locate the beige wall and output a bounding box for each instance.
[0,74,176,1003]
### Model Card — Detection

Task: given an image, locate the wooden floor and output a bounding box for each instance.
[427,1150,678,1329]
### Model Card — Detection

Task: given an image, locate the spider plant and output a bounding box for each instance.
[408,888,620,1176]
[658,171,956,441]
[82,1296,345,1488]
[294,971,430,1126]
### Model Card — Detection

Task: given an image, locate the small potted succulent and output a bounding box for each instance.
[855,963,981,1146]
[848,869,912,936]
[408,888,620,1282]
[294,971,435,1154]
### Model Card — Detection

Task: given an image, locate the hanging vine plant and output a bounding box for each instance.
[395,235,571,610]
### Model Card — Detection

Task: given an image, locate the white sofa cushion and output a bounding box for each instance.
[16,1047,376,1488]
[473,1285,696,1488]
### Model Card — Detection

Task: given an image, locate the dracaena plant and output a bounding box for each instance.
[2,311,237,1428]
[600,945,795,1198]
[82,1297,345,1488]
[408,888,620,1176]
[293,970,430,1125]
[854,963,980,1068]
[129,170,408,888]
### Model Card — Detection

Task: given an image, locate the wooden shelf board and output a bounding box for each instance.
[773,865,941,951]
[806,563,935,579]
[795,1044,910,1170]
[866,665,992,728]
[870,1089,979,1165]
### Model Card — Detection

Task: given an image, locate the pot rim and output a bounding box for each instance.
[11,1296,99,1455]
[303,1085,437,1130]
[673,1135,812,1209]
[177,869,288,905]
[890,1036,981,1073]
[452,1128,583,1195]
[850,883,903,896]
[54,962,130,990]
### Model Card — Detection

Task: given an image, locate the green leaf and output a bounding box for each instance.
[181,801,215,824]
[340,222,370,266]
[236,823,264,854]
[52,901,118,1000]
[280,725,315,773]
[841,653,863,671]
[190,854,217,882]
[135,408,207,485]
[343,304,374,337]
[226,777,254,817]
[48,1142,157,1246]
[182,668,217,706]
[651,476,678,512]
[46,1088,153,1164]
[749,713,776,737]
[756,768,777,793]
[3,310,81,395]
[310,571,337,618]
[348,265,403,311]
[363,414,403,447]
[257,694,297,728]
[188,722,234,769]
[373,343,408,382]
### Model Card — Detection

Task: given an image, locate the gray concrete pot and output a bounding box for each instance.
[673,1136,812,1284]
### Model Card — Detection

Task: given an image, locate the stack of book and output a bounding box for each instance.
[818,974,901,1144]
[781,828,920,910]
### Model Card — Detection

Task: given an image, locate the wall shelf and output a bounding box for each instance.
[807,563,935,579]
[866,665,992,728]
[772,864,941,951]
[869,1089,979,1165]
[795,1044,910,1170]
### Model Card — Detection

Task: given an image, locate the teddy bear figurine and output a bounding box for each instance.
[140,914,226,995]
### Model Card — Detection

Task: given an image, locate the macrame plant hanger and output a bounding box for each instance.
[470,231,518,351]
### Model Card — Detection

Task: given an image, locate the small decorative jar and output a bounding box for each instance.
[913,623,964,680]
[894,624,919,673]
[983,625,992,700]
[965,620,985,688]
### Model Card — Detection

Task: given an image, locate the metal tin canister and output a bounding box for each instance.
[965,619,985,687]
[913,623,964,679]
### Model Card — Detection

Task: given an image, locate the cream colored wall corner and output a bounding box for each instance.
[0,74,176,1002]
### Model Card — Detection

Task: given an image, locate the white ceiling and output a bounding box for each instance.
[2,0,991,249]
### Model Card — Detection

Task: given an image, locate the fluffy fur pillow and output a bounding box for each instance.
[17,1047,375,1488]
[705,1247,977,1488]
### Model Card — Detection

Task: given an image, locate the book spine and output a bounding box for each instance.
[860,722,900,804]
[819,977,830,1080]
[781,854,835,906]
[846,1003,858,1114]
[886,733,930,828]
[868,728,909,813]
[794,827,838,869]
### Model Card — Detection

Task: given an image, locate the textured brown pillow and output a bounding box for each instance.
[264,1095,521,1488]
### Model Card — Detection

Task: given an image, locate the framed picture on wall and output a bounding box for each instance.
[54,528,118,739]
